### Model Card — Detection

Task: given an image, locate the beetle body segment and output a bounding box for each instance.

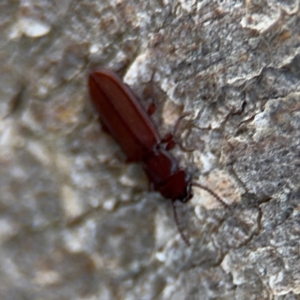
[142,148,192,202]
[88,69,192,202]
[89,69,160,162]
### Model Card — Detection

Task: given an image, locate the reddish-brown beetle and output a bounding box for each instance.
[88,69,225,245]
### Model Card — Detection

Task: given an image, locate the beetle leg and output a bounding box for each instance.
[172,200,190,246]
[160,113,195,152]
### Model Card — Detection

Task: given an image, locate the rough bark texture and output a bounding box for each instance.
[0,1,300,299]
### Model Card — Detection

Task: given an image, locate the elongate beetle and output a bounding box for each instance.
[88,69,225,245]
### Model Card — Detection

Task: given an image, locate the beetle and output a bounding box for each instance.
[88,68,226,245]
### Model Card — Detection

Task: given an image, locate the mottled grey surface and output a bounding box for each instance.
[0,0,300,299]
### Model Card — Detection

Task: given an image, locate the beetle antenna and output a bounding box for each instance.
[192,182,229,208]
[172,200,190,246]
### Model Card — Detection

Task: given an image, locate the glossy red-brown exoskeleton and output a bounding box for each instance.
[88,69,225,245]
[89,69,193,201]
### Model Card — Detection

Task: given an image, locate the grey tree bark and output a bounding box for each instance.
[0,1,299,299]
